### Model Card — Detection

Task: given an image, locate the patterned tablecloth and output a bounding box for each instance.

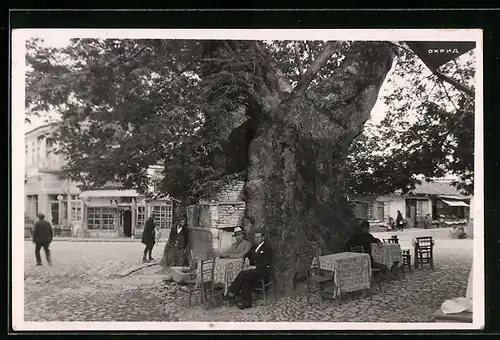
[213,258,247,294]
[317,252,371,297]
[196,258,249,293]
[372,243,403,268]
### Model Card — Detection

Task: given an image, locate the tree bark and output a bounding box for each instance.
[245,42,396,294]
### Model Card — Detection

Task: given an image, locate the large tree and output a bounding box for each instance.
[26,38,473,292]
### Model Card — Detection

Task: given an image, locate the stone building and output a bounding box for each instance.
[24,123,173,238]
[187,180,247,257]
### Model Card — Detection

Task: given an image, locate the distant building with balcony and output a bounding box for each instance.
[24,123,173,238]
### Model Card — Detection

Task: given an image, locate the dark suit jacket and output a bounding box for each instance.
[141,218,156,246]
[345,232,381,265]
[247,242,273,270]
[168,225,189,250]
[33,220,53,244]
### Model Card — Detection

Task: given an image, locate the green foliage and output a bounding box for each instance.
[26,39,475,202]
[346,47,475,196]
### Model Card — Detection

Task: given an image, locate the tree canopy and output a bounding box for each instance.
[26,39,475,201]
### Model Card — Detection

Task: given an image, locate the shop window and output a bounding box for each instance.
[153,204,173,229]
[136,206,146,229]
[71,201,82,222]
[88,207,116,230]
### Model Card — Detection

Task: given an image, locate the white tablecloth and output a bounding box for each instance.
[316,252,371,297]
[372,243,403,268]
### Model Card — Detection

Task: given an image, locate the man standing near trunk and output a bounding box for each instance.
[167,217,189,266]
[32,213,53,266]
[141,214,156,263]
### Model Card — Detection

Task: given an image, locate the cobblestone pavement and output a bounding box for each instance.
[23,229,474,323]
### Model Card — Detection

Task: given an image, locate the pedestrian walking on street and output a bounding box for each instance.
[396,210,404,231]
[141,214,156,263]
[32,213,53,266]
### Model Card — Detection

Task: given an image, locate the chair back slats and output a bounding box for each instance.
[350,245,365,253]
[194,258,215,282]
[416,236,434,248]
[414,236,434,270]
[384,235,399,244]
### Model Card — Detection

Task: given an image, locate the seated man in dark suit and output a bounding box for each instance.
[223,230,273,309]
[345,220,384,270]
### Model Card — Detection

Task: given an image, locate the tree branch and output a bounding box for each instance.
[435,71,474,97]
[294,41,305,75]
[288,41,342,105]
[438,81,458,111]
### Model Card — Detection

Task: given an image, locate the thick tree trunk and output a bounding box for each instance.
[245,42,395,294]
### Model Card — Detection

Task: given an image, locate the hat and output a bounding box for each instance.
[233,227,245,235]
[37,213,45,219]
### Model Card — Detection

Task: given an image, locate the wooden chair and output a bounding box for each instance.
[350,245,365,253]
[383,236,399,244]
[187,259,216,308]
[401,248,412,274]
[253,264,277,302]
[414,236,434,270]
[305,254,336,305]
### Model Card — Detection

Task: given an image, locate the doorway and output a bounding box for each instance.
[122,210,132,237]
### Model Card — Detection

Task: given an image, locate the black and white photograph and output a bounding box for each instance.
[11,29,483,331]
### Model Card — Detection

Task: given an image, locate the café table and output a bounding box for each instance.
[372,243,403,268]
[212,257,249,294]
[316,252,372,298]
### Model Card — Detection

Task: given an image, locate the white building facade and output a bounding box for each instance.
[24,123,173,238]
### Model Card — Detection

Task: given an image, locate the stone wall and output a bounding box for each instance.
[187,180,247,256]
[212,181,246,202]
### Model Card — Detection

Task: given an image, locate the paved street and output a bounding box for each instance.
[23,228,473,323]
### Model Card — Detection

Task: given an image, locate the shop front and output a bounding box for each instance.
[79,190,173,238]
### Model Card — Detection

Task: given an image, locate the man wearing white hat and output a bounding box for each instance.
[220,227,252,259]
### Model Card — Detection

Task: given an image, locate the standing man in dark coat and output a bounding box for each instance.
[141,214,156,263]
[223,230,273,309]
[32,213,53,266]
[167,217,189,266]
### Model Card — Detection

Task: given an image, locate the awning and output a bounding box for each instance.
[439,195,467,200]
[79,189,139,198]
[441,199,470,207]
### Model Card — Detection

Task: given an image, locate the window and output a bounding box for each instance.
[25,145,28,164]
[27,195,38,220]
[46,139,53,157]
[71,201,82,222]
[153,204,173,229]
[137,206,146,229]
[50,202,59,225]
[368,204,374,220]
[36,142,40,164]
[31,142,35,164]
[88,207,116,230]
